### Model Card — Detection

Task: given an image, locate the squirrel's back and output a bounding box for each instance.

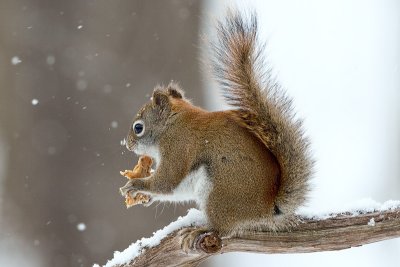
[211,10,314,225]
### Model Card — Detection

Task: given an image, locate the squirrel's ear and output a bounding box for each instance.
[152,89,170,109]
[166,83,184,99]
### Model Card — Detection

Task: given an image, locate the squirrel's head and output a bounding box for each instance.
[126,82,186,154]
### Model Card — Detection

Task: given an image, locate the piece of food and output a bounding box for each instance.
[125,193,151,207]
[120,155,153,179]
[120,155,153,208]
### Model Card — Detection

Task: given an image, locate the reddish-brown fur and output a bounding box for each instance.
[120,10,313,245]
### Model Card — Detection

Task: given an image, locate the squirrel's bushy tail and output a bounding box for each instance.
[211,10,314,218]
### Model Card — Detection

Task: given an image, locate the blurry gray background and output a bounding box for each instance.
[1,0,399,267]
[0,1,204,266]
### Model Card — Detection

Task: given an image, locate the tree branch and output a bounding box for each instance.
[110,207,400,267]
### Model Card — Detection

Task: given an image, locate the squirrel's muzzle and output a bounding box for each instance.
[125,135,136,152]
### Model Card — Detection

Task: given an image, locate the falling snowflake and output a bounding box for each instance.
[11,56,22,65]
[111,121,118,128]
[76,223,86,231]
[46,55,56,65]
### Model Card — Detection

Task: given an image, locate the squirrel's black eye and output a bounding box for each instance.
[133,120,145,137]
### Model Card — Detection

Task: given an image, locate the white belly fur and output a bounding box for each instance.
[152,166,212,211]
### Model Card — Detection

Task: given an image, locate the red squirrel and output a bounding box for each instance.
[120,10,313,250]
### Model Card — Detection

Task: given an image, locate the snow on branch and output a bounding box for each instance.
[95,200,400,267]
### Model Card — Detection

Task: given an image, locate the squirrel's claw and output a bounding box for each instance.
[142,198,154,207]
[119,180,135,196]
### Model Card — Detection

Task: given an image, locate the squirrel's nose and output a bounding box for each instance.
[126,138,135,151]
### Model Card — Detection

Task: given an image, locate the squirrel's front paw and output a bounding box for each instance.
[119,179,143,196]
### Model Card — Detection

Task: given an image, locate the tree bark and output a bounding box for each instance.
[115,207,400,267]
